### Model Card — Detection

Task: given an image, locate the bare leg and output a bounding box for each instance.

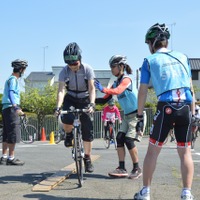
[143,143,162,186]
[2,142,8,155]
[7,143,15,158]
[117,146,126,161]
[83,141,92,156]
[128,146,139,163]
[177,147,194,189]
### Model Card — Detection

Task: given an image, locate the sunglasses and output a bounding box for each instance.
[67,61,79,66]
[110,65,118,69]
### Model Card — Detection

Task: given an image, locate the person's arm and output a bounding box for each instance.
[102,107,107,122]
[190,78,196,115]
[102,78,131,95]
[88,79,96,105]
[115,107,122,121]
[56,82,66,109]
[137,84,148,116]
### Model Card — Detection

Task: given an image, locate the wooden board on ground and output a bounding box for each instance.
[32,155,100,192]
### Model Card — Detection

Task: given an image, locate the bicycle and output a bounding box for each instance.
[52,115,66,144]
[164,129,176,145]
[103,118,118,150]
[60,107,91,187]
[0,114,37,144]
[53,128,66,144]
[191,120,199,149]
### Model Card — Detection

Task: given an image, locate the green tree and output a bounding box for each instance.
[20,82,57,137]
[145,88,157,113]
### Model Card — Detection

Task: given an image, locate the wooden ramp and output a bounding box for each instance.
[32,155,100,192]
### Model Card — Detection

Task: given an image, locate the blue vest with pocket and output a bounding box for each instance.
[146,51,191,96]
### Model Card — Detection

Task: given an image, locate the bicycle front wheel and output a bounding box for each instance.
[21,125,37,144]
[103,129,110,149]
[74,128,84,187]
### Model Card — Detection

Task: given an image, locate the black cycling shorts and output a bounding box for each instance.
[149,102,192,147]
[61,94,94,142]
[2,107,21,143]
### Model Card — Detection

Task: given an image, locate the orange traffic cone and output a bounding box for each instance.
[41,127,46,141]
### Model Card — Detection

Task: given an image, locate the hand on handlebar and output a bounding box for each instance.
[87,103,95,113]
[54,107,61,117]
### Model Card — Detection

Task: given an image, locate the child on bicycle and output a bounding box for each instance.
[102,98,122,139]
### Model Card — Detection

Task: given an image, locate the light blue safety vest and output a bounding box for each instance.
[113,75,138,115]
[146,51,191,96]
[2,76,20,109]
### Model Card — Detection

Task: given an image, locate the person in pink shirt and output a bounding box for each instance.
[102,98,122,139]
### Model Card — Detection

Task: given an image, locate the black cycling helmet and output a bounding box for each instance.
[145,23,170,44]
[108,98,115,106]
[63,42,82,65]
[11,59,28,69]
[109,55,127,67]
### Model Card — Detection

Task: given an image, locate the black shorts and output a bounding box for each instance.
[150,102,192,147]
[2,107,21,143]
[61,94,94,142]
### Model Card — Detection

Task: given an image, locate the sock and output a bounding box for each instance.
[2,154,7,159]
[66,132,73,137]
[182,188,191,196]
[141,186,150,195]
[133,162,139,169]
[8,156,14,160]
[84,154,90,160]
[119,161,125,169]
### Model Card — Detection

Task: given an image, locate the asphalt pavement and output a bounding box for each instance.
[0,137,200,200]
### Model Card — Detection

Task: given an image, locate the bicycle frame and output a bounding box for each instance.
[61,108,88,187]
[103,119,118,149]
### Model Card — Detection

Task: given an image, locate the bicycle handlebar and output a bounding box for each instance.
[60,108,89,114]
[60,108,93,121]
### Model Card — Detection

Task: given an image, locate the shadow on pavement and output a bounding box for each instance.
[24,194,131,200]
[0,172,55,185]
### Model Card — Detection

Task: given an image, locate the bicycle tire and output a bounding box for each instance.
[21,125,37,144]
[0,124,3,143]
[74,128,84,187]
[112,128,117,150]
[54,129,65,144]
[103,129,110,149]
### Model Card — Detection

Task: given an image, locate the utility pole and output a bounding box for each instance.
[42,46,48,71]
[167,23,176,50]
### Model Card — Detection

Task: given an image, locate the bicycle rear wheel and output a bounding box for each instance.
[74,128,84,187]
[21,125,37,144]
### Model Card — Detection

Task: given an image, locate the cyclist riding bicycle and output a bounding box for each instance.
[0,59,28,166]
[55,42,96,173]
[102,98,122,139]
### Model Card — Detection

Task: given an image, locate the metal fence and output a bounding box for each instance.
[27,108,153,140]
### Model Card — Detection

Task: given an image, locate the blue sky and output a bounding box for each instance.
[1,0,200,92]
